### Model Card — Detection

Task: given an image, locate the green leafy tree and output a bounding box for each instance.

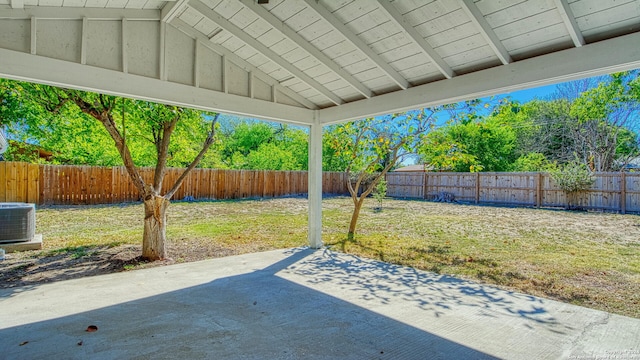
[419,116,517,172]
[221,121,308,170]
[510,153,557,172]
[17,82,218,261]
[569,72,640,171]
[330,110,436,240]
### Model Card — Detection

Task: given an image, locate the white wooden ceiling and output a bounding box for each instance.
[1,0,640,125]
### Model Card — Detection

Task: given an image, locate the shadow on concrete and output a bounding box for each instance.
[1,248,498,359]
[291,249,572,332]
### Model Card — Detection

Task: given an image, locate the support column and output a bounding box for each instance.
[308,110,323,248]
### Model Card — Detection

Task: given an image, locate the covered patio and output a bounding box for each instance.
[1,0,640,358]
[1,0,640,248]
[2,248,639,359]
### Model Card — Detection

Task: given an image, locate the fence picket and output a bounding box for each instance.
[2,162,639,213]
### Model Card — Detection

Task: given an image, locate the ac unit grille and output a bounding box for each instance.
[0,203,36,243]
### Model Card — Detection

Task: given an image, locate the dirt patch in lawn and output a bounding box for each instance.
[0,243,245,289]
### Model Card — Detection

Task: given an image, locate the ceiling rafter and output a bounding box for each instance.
[161,0,189,23]
[319,32,640,124]
[9,0,23,10]
[302,0,410,90]
[458,0,512,65]
[239,0,373,99]
[188,0,344,106]
[0,7,159,20]
[171,18,318,110]
[0,47,315,125]
[554,0,585,47]
[376,0,454,79]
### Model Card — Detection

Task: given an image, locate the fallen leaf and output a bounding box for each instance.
[86,325,98,332]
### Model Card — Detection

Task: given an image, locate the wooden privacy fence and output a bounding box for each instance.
[0,162,349,205]
[386,171,640,214]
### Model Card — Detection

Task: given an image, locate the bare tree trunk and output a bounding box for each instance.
[347,198,364,241]
[142,194,170,260]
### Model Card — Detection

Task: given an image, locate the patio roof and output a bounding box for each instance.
[1,0,639,125]
[1,0,639,247]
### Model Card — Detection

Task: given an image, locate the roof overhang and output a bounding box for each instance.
[0,0,639,126]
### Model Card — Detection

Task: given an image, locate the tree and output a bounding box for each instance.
[1,78,225,168]
[329,110,435,240]
[570,72,640,171]
[418,115,517,172]
[220,121,308,170]
[20,83,218,260]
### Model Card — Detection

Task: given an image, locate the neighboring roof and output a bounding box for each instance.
[1,1,640,126]
[394,164,432,172]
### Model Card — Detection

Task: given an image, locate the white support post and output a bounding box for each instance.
[308,110,323,249]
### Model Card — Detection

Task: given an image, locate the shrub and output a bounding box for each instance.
[551,161,595,209]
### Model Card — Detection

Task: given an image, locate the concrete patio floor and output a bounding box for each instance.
[1,248,639,360]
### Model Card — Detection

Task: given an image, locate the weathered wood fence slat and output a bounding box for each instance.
[0,162,349,205]
[386,171,640,213]
[3,161,639,213]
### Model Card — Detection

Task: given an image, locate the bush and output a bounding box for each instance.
[551,162,595,193]
[551,162,595,210]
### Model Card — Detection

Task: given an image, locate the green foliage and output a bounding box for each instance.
[551,161,595,193]
[373,177,387,209]
[221,122,308,170]
[510,153,557,172]
[419,116,517,172]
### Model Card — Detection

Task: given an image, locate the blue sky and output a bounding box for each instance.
[501,84,558,103]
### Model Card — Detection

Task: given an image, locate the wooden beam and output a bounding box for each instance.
[0,7,159,20]
[239,0,373,99]
[171,18,318,109]
[221,54,227,93]
[458,0,512,65]
[376,0,454,79]
[80,17,88,65]
[302,0,410,90]
[194,40,200,87]
[319,31,640,124]
[122,18,128,73]
[29,16,36,55]
[9,0,23,10]
[161,0,188,23]
[0,47,315,125]
[159,21,167,81]
[554,0,585,47]
[189,0,344,105]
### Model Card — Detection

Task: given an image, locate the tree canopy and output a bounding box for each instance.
[2,71,639,173]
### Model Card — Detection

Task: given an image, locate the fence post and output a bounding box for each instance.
[621,172,626,214]
[536,173,542,208]
[475,172,480,204]
[423,172,428,200]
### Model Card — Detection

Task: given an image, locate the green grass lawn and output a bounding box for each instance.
[34,197,640,318]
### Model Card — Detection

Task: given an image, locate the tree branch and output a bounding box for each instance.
[166,113,219,199]
[153,109,180,191]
